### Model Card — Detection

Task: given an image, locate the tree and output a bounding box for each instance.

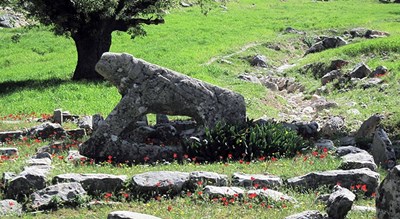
[8,0,177,80]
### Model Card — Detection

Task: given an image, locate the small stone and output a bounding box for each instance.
[315,139,335,151]
[108,211,161,219]
[203,186,245,198]
[349,63,372,79]
[371,66,388,77]
[53,109,63,125]
[247,189,297,203]
[285,210,325,219]
[232,172,283,189]
[31,182,87,210]
[0,199,22,216]
[250,55,267,67]
[326,186,355,219]
[0,147,18,156]
[188,171,228,188]
[66,128,86,139]
[321,70,342,85]
[0,131,23,142]
[320,116,346,138]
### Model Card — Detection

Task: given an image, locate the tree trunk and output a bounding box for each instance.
[71,28,112,80]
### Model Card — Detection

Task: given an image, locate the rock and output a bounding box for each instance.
[80,52,246,163]
[250,55,268,67]
[321,70,342,85]
[0,199,22,216]
[203,186,245,198]
[365,29,390,38]
[376,165,400,219]
[371,66,388,77]
[66,128,86,139]
[188,171,228,188]
[247,189,297,203]
[326,186,356,219]
[108,211,162,219]
[53,109,63,125]
[315,139,335,151]
[339,136,356,147]
[339,151,377,171]
[371,128,396,169]
[329,59,349,70]
[285,210,325,219]
[53,173,128,196]
[131,171,189,196]
[232,172,283,189]
[180,1,192,7]
[335,146,366,157]
[78,116,93,133]
[320,116,346,138]
[352,205,376,212]
[66,150,88,164]
[34,152,52,160]
[2,172,16,188]
[284,27,305,35]
[312,97,338,111]
[26,158,52,166]
[349,63,372,79]
[5,167,48,200]
[305,37,347,55]
[238,74,262,84]
[0,131,23,142]
[262,81,279,91]
[92,114,104,132]
[355,114,383,140]
[282,121,318,139]
[31,182,87,210]
[37,141,66,154]
[28,122,66,139]
[287,168,379,195]
[0,147,18,156]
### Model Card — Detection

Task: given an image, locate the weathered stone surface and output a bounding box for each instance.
[314,139,335,151]
[0,147,18,156]
[5,167,48,200]
[339,151,377,171]
[26,158,52,166]
[355,114,383,140]
[108,211,162,219]
[28,122,66,139]
[352,205,376,212]
[203,186,245,198]
[0,199,22,216]
[188,171,228,188]
[53,109,63,125]
[371,128,396,169]
[247,189,297,203]
[320,116,346,138]
[31,182,87,210]
[335,146,367,157]
[326,186,356,219]
[80,52,246,163]
[232,172,283,189]
[376,165,400,219]
[287,168,379,194]
[321,70,342,85]
[131,171,189,195]
[250,54,268,67]
[0,131,23,142]
[305,37,347,55]
[53,173,128,195]
[349,63,372,79]
[285,210,325,219]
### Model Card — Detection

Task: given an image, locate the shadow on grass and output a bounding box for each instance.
[0,77,109,96]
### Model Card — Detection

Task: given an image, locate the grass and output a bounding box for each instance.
[1,0,398,218]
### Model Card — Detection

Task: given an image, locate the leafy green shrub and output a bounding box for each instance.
[186,119,309,162]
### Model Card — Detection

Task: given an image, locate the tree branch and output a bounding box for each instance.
[115,17,164,31]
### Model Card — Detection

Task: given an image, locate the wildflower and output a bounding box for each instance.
[254,183,259,189]
[104,193,112,199]
[228,154,233,159]
[34,139,41,143]
[167,205,172,212]
[319,154,326,159]
[271,157,278,162]
[9,201,14,207]
[246,161,250,165]
[356,184,361,189]
[187,191,192,197]
[229,198,235,203]
[221,197,227,202]
[323,147,328,153]
[224,201,229,206]
[239,159,244,164]
[108,155,112,160]
[183,154,189,159]
[312,151,318,157]
[267,205,272,209]
[173,153,178,159]
[197,191,203,195]
[250,177,255,181]
[260,202,266,207]
[262,187,268,191]
[350,185,355,190]
[143,156,150,162]
[361,184,367,192]
[258,156,266,161]
[371,192,376,197]
[122,193,129,198]
[336,182,342,186]
[248,204,253,209]
[58,155,64,160]
[197,181,203,186]
[282,204,287,208]
[233,193,239,198]
[303,156,308,161]
[155,182,161,187]
[248,193,257,199]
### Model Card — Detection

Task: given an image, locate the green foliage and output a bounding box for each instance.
[187,119,308,162]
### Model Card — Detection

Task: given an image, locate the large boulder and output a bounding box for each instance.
[371,128,396,169]
[131,171,189,196]
[5,167,48,200]
[28,122,66,139]
[376,165,400,219]
[80,52,246,163]
[326,186,356,219]
[31,182,87,210]
[52,173,128,196]
[339,151,377,171]
[287,168,379,195]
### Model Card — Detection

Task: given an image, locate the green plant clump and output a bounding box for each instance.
[187,119,309,162]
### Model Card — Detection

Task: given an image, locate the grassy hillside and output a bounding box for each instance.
[1,0,399,122]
